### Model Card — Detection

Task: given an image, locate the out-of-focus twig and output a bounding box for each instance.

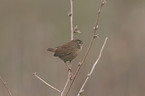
[0,76,13,96]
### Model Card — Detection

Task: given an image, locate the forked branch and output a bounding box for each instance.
[66,0,107,95]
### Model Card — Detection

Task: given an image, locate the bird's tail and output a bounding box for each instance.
[47,48,57,52]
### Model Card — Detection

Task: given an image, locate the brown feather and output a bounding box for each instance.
[47,39,83,63]
[47,48,57,52]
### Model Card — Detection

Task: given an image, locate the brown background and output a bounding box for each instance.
[0,0,145,96]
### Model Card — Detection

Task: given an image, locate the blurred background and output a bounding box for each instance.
[0,0,145,96]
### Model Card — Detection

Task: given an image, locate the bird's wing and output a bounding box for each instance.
[54,45,73,57]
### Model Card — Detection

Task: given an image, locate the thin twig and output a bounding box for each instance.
[33,72,61,93]
[66,0,106,95]
[34,0,74,95]
[77,37,108,96]
[61,70,71,96]
[0,76,13,96]
[61,0,74,95]
[70,0,74,40]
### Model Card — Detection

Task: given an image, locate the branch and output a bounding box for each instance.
[61,70,71,96]
[34,0,74,95]
[60,0,75,95]
[66,0,107,95]
[61,0,74,95]
[77,37,108,96]
[68,0,74,40]
[33,72,61,93]
[0,76,13,96]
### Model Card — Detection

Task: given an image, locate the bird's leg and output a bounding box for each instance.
[64,61,72,72]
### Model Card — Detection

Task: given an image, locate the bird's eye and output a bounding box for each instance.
[77,40,81,43]
[75,39,83,44]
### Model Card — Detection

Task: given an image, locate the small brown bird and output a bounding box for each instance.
[47,39,83,65]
